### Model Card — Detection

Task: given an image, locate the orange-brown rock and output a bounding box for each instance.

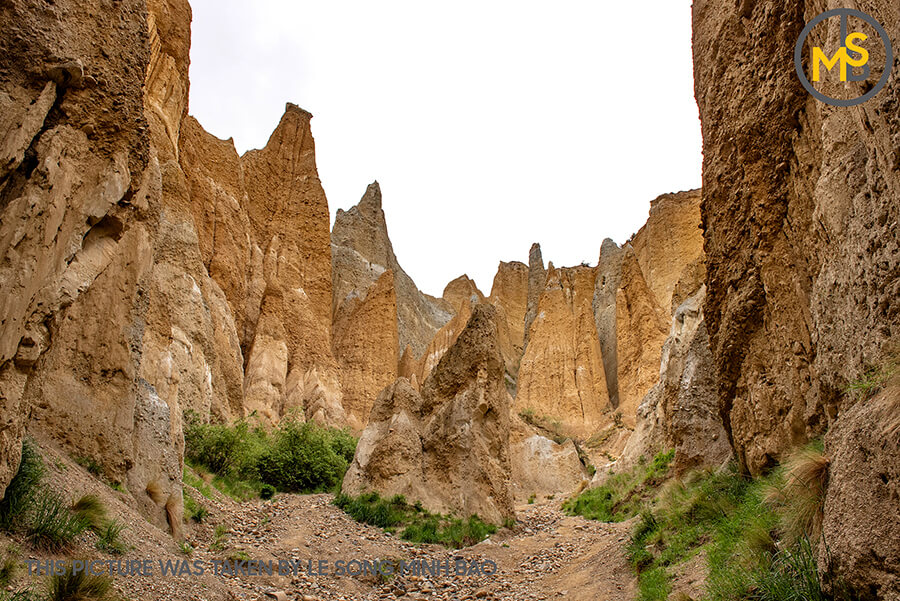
[523,243,547,349]
[241,105,333,334]
[332,182,451,359]
[343,305,514,523]
[614,248,669,428]
[332,271,399,426]
[694,0,900,473]
[515,265,611,436]
[488,261,529,378]
[631,190,704,315]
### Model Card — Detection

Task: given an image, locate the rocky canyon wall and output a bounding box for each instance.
[693,0,899,474]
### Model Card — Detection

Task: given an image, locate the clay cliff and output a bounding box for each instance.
[342,305,514,524]
[694,0,900,474]
[693,1,899,592]
[331,182,452,361]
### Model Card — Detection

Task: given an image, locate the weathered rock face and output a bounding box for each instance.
[332,271,398,427]
[694,0,900,473]
[619,287,732,475]
[343,305,514,523]
[516,265,611,435]
[613,248,669,428]
[523,243,547,349]
[631,190,704,315]
[821,379,900,600]
[509,415,587,503]
[332,183,451,360]
[488,262,529,364]
[593,239,626,408]
[0,0,193,524]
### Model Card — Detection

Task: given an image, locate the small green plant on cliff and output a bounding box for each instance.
[845,347,899,401]
[333,491,498,549]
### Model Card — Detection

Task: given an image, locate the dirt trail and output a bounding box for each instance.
[5,438,636,601]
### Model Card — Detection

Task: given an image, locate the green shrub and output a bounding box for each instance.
[27,491,89,551]
[183,415,357,497]
[259,484,276,500]
[334,492,497,549]
[182,490,207,523]
[45,564,114,601]
[256,420,350,493]
[95,520,128,555]
[0,439,45,531]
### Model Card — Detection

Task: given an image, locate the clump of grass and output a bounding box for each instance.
[182,490,208,524]
[765,442,829,545]
[0,439,45,531]
[334,491,497,549]
[179,541,193,556]
[182,467,213,499]
[45,563,114,601]
[0,545,20,587]
[636,566,671,601]
[527,494,536,504]
[27,491,89,551]
[0,591,39,601]
[71,494,107,531]
[95,520,128,555]
[210,524,228,552]
[563,449,675,522]
[74,457,103,478]
[845,349,898,401]
[145,480,166,505]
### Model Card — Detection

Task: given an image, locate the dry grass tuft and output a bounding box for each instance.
[145,480,166,506]
[768,445,829,544]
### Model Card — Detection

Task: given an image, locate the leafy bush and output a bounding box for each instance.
[27,491,89,551]
[256,420,352,493]
[183,415,357,497]
[46,564,114,601]
[0,439,45,531]
[334,491,498,549]
[259,484,276,500]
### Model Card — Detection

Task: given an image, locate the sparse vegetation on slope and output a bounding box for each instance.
[334,492,498,549]
[183,413,357,498]
[563,450,674,522]
[569,442,852,601]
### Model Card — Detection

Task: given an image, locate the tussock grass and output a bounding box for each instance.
[334,492,499,549]
[46,564,114,601]
[27,491,89,551]
[0,439,45,531]
[95,520,128,555]
[71,495,107,532]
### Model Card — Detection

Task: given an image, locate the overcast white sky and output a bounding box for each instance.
[188,1,702,296]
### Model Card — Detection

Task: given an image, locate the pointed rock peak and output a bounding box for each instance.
[284,102,313,120]
[359,181,383,213]
[424,303,502,396]
[529,243,543,267]
[443,275,484,307]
